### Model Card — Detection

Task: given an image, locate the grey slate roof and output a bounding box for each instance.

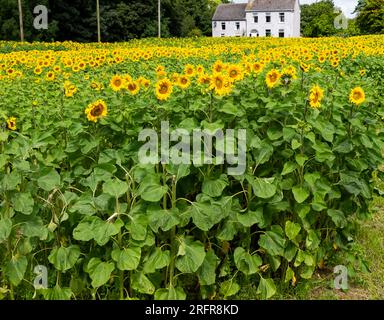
[212,3,247,21]
[246,0,296,11]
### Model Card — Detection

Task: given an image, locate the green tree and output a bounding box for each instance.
[301,0,338,37]
[355,0,384,34]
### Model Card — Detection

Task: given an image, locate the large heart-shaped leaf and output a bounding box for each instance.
[48,245,81,272]
[257,277,276,300]
[111,247,141,271]
[234,247,262,275]
[154,286,186,300]
[103,178,128,198]
[86,258,115,288]
[143,248,170,274]
[131,272,155,295]
[197,249,220,286]
[37,169,61,191]
[202,174,229,197]
[258,226,286,256]
[0,218,12,243]
[5,255,28,286]
[13,192,34,215]
[176,237,206,273]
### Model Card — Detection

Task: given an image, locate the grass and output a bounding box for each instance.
[235,196,384,300]
[292,196,384,300]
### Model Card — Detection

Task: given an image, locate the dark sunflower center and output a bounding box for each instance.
[91,104,103,117]
[269,73,277,82]
[353,92,362,100]
[159,84,168,94]
[215,78,223,88]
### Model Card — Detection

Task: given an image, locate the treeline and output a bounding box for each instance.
[0,0,225,42]
[0,0,382,42]
[301,0,383,37]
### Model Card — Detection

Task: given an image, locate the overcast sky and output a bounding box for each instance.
[233,0,358,18]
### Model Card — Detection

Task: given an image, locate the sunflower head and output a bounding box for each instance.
[127,81,140,95]
[252,62,264,74]
[156,78,173,101]
[265,69,281,89]
[349,87,365,106]
[178,75,191,89]
[209,73,232,96]
[227,65,243,82]
[309,85,324,109]
[110,75,124,92]
[85,100,108,123]
[6,117,17,131]
[184,64,195,77]
[46,71,55,81]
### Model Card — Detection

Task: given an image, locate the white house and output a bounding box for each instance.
[212,0,301,38]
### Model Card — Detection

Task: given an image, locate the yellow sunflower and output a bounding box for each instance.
[210,73,232,96]
[34,67,43,75]
[156,78,173,101]
[252,62,264,74]
[85,100,108,123]
[265,69,281,89]
[46,71,55,81]
[198,74,211,86]
[178,75,191,89]
[110,75,125,92]
[6,117,17,131]
[227,65,243,82]
[309,85,324,109]
[126,81,140,95]
[64,81,77,97]
[184,64,195,77]
[349,87,365,106]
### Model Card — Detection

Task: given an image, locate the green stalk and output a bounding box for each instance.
[115,197,125,300]
[162,164,167,209]
[168,176,177,287]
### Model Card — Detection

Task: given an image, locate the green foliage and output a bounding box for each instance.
[0,0,223,41]
[355,0,384,35]
[301,0,338,37]
[0,36,383,300]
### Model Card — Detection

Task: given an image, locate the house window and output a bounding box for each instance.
[236,22,240,30]
[279,13,285,22]
[266,29,271,37]
[221,34,225,37]
[221,22,226,30]
[214,22,217,28]
[279,29,285,38]
[253,13,258,23]
[266,13,271,23]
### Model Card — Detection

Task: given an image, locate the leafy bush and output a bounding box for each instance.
[0,36,384,300]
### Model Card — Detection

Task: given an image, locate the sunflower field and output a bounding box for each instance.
[0,35,384,300]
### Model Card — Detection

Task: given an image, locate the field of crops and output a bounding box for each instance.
[0,35,384,300]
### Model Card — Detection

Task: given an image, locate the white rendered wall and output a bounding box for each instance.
[212,21,247,37]
[245,11,296,37]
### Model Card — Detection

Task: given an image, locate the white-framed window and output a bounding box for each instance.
[221,33,225,37]
[265,29,271,37]
[214,22,217,28]
[221,22,226,30]
[266,13,271,23]
[279,13,285,22]
[253,13,258,23]
[236,22,240,30]
[279,29,285,38]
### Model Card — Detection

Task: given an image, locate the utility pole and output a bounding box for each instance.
[158,0,161,38]
[96,0,101,42]
[18,0,24,42]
